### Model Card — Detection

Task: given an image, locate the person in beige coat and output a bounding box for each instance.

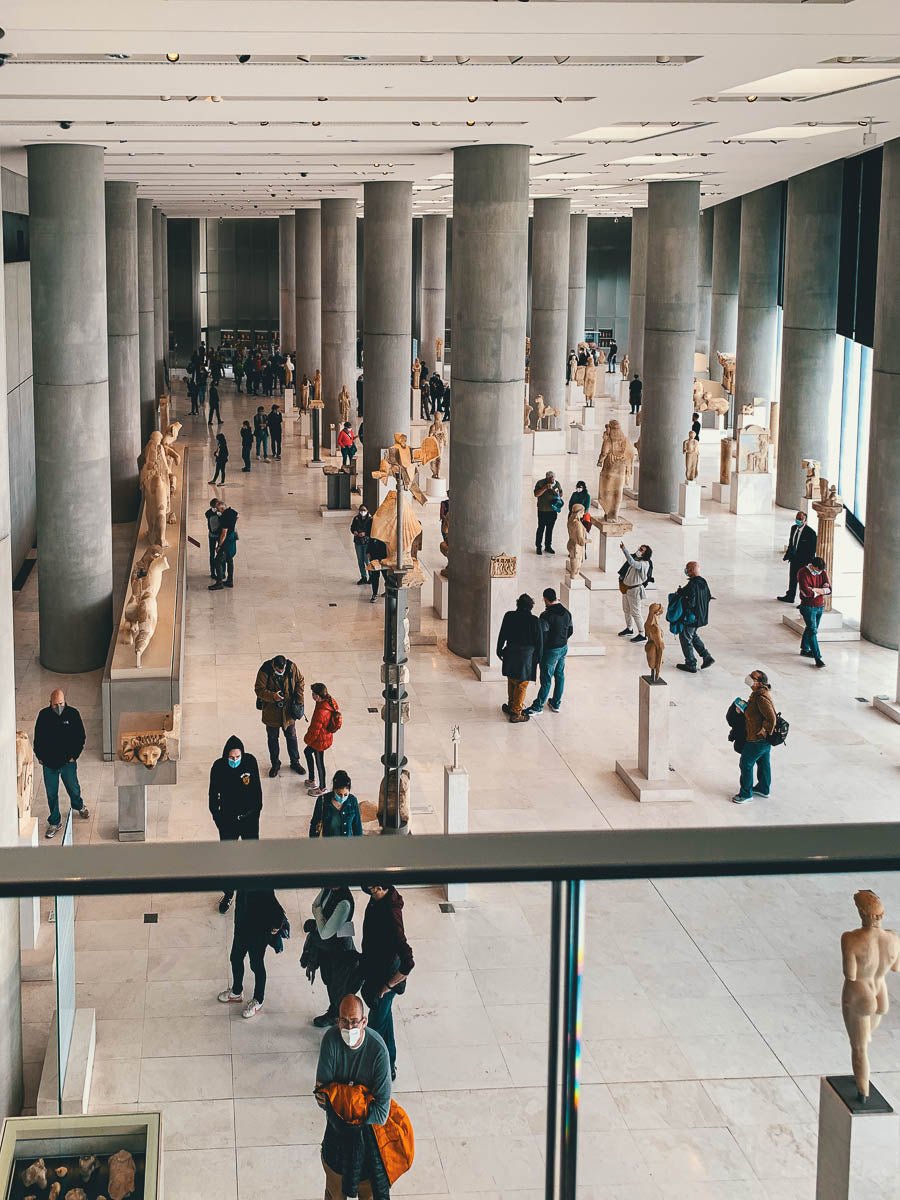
[254,654,306,778]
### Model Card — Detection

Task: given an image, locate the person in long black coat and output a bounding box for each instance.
[208,734,263,914]
[496,593,544,724]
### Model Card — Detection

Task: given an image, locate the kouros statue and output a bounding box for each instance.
[620,353,630,380]
[427,412,447,478]
[300,374,311,409]
[566,505,591,578]
[683,431,700,482]
[338,385,351,424]
[311,368,323,407]
[596,420,636,522]
[435,336,443,362]
[139,432,175,547]
[644,603,665,683]
[412,357,421,390]
[583,358,597,403]
[803,458,821,501]
[720,437,735,486]
[841,890,900,1101]
[717,351,736,394]
[15,730,33,826]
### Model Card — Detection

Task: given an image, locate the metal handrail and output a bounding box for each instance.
[1,823,899,896]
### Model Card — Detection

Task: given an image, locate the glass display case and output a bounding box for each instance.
[0,1113,162,1200]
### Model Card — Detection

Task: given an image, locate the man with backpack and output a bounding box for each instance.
[731,669,779,804]
[674,561,715,672]
[254,654,306,778]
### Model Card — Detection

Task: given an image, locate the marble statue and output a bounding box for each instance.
[596,420,636,522]
[819,479,839,506]
[490,553,517,578]
[124,545,170,667]
[531,394,559,431]
[717,351,736,394]
[129,545,168,606]
[378,767,411,830]
[568,351,578,380]
[747,428,772,474]
[583,358,597,402]
[139,432,174,547]
[803,458,821,500]
[644,603,665,682]
[692,379,704,407]
[119,707,181,770]
[597,347,607,368]
[284,354,294,388]
[107,1149,136,1200]
[16,730,33,826]
[369,431,438,566]
[566,505,591,578]
[574,359,586,388]
[161,421,183,470]
[620,353,630,380]
[427,412,447,477]
[524,395,532,434]
[696,391,730,416]
[720,437,735,485]
[450,724,461,770]
[841,890,900,1101]
[439,498,449,577]
[312,368,323,407]
[300,375,311,408]
[412,358,421,390]
[338,385,351,424]
[683,431,700,482]
[372,431,439,506]
[435,336,443,362]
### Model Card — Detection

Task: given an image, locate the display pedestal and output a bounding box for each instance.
[19,818,40,951]
[443,765,469,904]
[580,406,597,428]
[309,409,323,465]
[433,570,449,620]
[425,475,448,502]
[729,471,773,515]
[531,428,566,456]
[782,609,861,643]
[700,409,726,430]
[410,385,419,421]
[560,576,606,656]
[615,676,693,801]
[874,643,900,723]
[114,756,177,841]
[37,1008,97,1116]
[299,409,311,447]
[711,481,730,506]
[670,481,708,527]
[471,571,517,681]
[283,386,294,415]
[407,582,437,647]
[624,463,639,500]
[626,414,640,442]
[583,521,632,591]
[815,1077,898,1199]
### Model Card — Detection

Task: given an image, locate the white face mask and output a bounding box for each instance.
[340,1026,363,1049]
[744,674,757,688]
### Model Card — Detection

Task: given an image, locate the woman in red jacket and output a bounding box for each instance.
[304,683,341,797]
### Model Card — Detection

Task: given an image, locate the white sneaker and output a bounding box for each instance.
[242,999,263,1019]
[217,989,243,1004]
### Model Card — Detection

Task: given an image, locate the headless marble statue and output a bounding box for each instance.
[644,603,665,682]
[841,889,900,1100]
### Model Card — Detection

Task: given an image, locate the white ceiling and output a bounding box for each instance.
[0,1,899,217]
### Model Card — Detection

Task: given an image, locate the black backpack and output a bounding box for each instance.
[767,713,790,747]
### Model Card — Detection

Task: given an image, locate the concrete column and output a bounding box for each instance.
[862,138,900,649]
[734,184,782,412]
[639,181,700,514]
[362,182,413,512]
[152,206,164,397]
[189,217,202,351]
[279,213,296,352]
[104,181,141,522]
[709,197,741,384]
[696,208,714,362]
[320,198,357,430]
[295,208,322,383]
[566,212,588,351]
[627,208,648,373]
[27,143,113,672]
[137,199,156,443]
[161,213,169,378]
[420,214,447,366]
[0,159,24,1121]
[777,162,842,509]
[447,145,529,659]
[529,197,570,413]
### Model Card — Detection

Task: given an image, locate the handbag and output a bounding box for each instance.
[550,494,564,514]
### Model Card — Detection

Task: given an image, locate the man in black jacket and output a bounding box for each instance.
[268,403,284,459]
[218,888,285,1019]
[497,593,544,722]
[209,500,238,591]
[675,561,715,673]
[209,734,263,914]
[205,497,221,579]
[350,504,372,585]
[526,588,574,715]
[361,884,415,1081]
[778,511,817,603]
[33,689,90,838]
[629,373,642,414]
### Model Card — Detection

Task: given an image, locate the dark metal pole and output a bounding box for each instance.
[560,879,585,1199]
[545,880,563,1199]
[381,479,409,835]
[311,408,322,464]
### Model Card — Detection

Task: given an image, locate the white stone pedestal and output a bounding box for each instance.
[299,409,311,447]
[711,481,730,506]
[626,414,640,442]
[700,409,725,431]
[729,471,774,515]
[283,386,294,415]
[407,584,437,646]
[37,1008,97,1116]
[560,575,606,656]
[580,406,597,428]
[443,765,469,903]
[426,475,448,502]
[624,463,640,500]
[670,481,708,527]
[615,676,693,801]
[433,569,449,620]
[19,818,40,951]
[531,429,566,456]
[815,1077,898,1200]
[471,572,518,681]
[874,641,900,723]
[115,756,177,841]
[782,609,861,643]
[584,523,632,591]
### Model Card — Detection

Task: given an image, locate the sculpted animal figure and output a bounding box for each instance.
[644,602,665,682]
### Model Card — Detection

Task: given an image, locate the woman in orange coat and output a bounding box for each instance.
[304,682,341,797]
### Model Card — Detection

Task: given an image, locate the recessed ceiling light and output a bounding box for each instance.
[160,95,172,102]
[237,54,251,64]
[555,56,570,66]
[260,120,269,126]
[509,55,523,65]
[312,120,321,127]
[466,120,476,127]
[210,95,222,103]
[746,95,758,103]
[107,53,129,60]
[411,120,421,127]
[656,55,671,65]
[318,96,328,102]
[166,52,180,63]
[297,55,312,63]
[420,55,434,64]
[456,56,471,65]
[467,95,478,103]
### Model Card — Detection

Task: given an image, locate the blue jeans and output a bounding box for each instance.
[533,645,567,711]
[738,740,771,800]
[43,762,83,826]
[679,626,710,668]
[255,432,269,458]
[799,604,823,660]
[366,988,397,1070]
[354,540,368,582]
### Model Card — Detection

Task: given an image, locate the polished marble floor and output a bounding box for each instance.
[13,373,900,1198]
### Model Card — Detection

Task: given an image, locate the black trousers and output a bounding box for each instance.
[266,723,301,768]
[218,816,259,902]
[208,536,218,577]
[230,935,267,1004]
[242,445,251,470]
[784,558,804,602]
[208,400,221,425]
[271,429,282,456]
[214,548,234,585]
[536,510,558,550]
[304,747,326,789]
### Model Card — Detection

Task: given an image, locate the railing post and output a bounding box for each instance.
[545,880,563,1197]
[560,879,585,1199]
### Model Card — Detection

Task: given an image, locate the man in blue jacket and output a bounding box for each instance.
[675,561,715,673]
[33,689,90,838]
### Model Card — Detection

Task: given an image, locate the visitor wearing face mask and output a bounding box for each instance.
[33,688,90,839]
[675,561,715,673]
[304,886,361,1028]
[360,884,415,1082]
[304,683,342,797]
[240,420,253,472]
[796,555,831,669]
[217,887,286,1020]
[350,503,372,585]
[315,993,392,1199]
[338,422,358,471]
[208,734,263,914]
[309,769,362,838]
[254,654,306,778]
[618,542,653,643]
[732,669,777,804]
[209,500,238,591]
[778,511,817,603]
